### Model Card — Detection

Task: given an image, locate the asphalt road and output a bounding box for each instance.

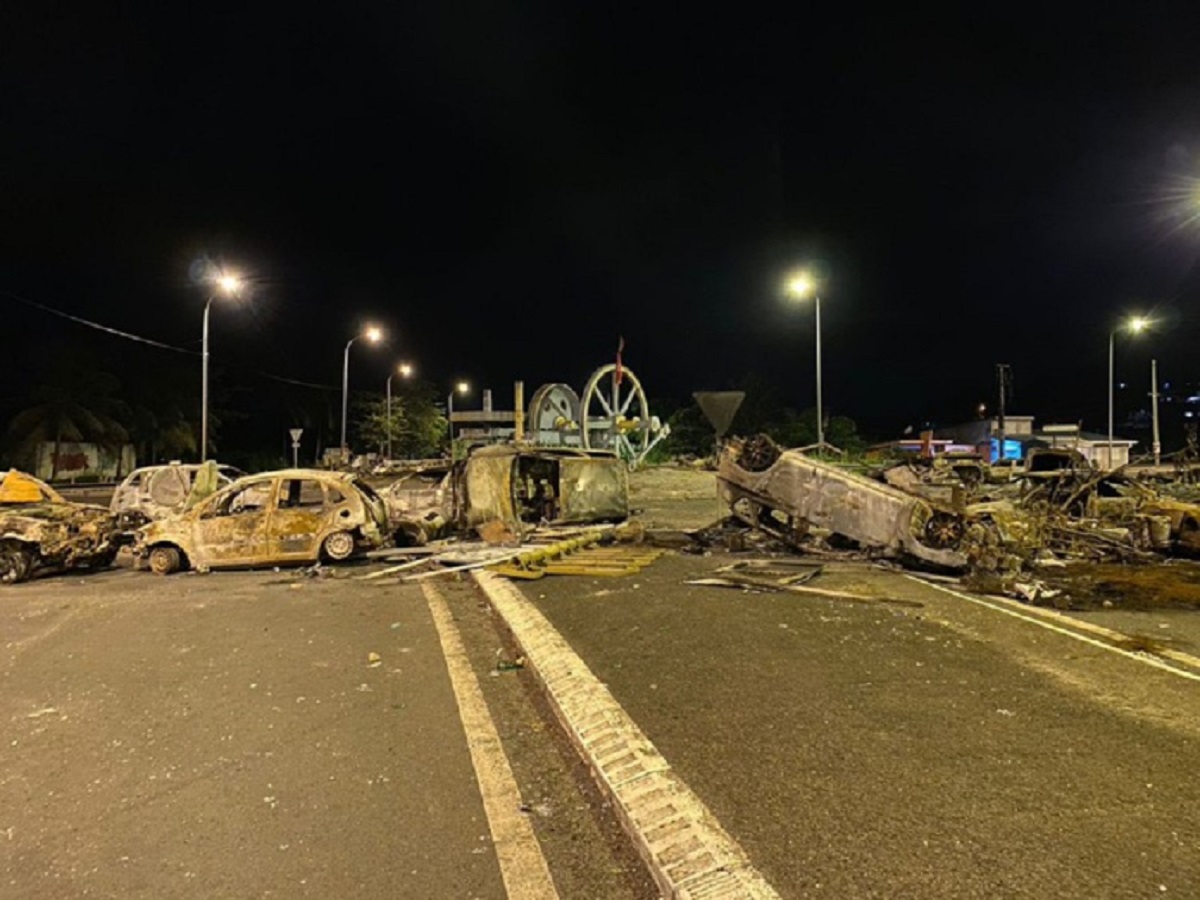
[14,466,1200,898]
[526,553,1200,898]
[0,568,654,899]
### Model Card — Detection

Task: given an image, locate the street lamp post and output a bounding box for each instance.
[447,381,470,444]
[386,362,414,460]
[341,326,383,458]
[786,271,825,450]
[200,274,241,462]
[1107,315,1150,471]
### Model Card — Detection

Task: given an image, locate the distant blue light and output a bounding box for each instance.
[989,438,1021,462]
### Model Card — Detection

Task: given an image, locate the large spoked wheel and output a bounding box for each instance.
[321,531,356,562]
[526,383,581,445]
[148,545,184,576]
[0,542,35,585]
[580,364,651,459]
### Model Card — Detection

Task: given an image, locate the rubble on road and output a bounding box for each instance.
[713,435,1200,609]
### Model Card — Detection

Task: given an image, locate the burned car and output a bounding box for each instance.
[111,461,243,529]
[383,445,629,544]
[718,435,984,570]
[0,469,123,584]
[134,469,390,574]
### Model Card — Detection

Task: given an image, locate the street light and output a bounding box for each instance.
[385,362,414,461]
[785,270,826,451]
[341,325,383,457]
[447,380,470,443]
[1107,314,1150,470]
[200,273,242,462]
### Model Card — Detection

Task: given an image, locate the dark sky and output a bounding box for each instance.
[3,4,1200,450]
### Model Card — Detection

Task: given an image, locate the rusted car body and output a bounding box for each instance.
[383,446,629,543]
[110,461,243,528]
[134,469,389,574]
[0,469,123,584]
[717,438,973,569]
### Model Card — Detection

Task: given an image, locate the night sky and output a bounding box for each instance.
[4,5,1200,454]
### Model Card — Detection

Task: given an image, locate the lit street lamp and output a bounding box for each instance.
[385,362,414,460]
[201,274,242,462]
[447,380,470,443]
[1107,315,1150,470]
[341,325,383,456]
[785,270,826,451]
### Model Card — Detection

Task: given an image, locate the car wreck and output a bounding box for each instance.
[717,436,984,570]
[0,469,124,584]
[134,468,390,574]
[110,461,243,529]
[383,445,630,545]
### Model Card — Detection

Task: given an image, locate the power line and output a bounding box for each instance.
[0,288,339,391]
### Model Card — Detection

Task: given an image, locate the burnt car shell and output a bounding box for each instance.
[0,469,122,584]
[110,461,243,528]
[134,469,389,574]
[459,445,629,532]
[382,446,629,543]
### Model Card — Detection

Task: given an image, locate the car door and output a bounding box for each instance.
[268,477,329,560]
[191,477,276,565]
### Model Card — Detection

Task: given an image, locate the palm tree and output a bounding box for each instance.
[8,373,129,479]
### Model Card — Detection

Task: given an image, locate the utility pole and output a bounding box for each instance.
[1151,359,1162,467]
[995,363,1011,462]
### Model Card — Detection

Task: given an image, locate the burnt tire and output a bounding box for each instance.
[0,543,35,584]
[321,531,356,562]
[148,545,183,575]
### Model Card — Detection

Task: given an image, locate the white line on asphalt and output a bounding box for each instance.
[906,575,1200,683]
[422,583,559,900]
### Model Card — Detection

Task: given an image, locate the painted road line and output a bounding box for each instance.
[473,570,780,900]
[906,575,1200,683]
[422,583,559,900]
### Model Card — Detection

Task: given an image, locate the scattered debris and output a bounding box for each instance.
[685,558,923,607]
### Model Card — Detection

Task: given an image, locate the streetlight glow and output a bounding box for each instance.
[216,274,242,295]
[1127,315,1151,334]
[364,325,383,343]
[456,380,470,395]
[398,362,414,378]
[786,272,816,300]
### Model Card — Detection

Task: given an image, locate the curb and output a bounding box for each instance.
[471,570,779,900]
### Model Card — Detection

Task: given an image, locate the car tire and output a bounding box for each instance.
[321,531,356,561]
[0,542,35,584]
[148,545,183,575]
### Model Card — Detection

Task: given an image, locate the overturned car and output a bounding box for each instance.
[0,469,123,584]
[134,469,390,574]
[383,445,630,544]
[717,436,982,570]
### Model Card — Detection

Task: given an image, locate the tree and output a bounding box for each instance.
[353,380,447,459]
[7,364,129,478]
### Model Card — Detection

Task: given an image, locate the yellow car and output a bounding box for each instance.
[134,469,389,574]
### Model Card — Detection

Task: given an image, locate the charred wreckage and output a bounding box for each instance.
[717,435,1200,576]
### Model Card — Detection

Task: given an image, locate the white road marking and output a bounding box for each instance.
[473,570,780,899]
[906,575,1200,683]
[422,583,559,900]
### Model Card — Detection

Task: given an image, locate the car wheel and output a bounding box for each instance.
[0,543,35,584]
[321,531,356,561]
[148,545,183,575]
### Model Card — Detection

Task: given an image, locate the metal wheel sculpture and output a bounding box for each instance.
[525,383,581,446]
[580,364,652,461]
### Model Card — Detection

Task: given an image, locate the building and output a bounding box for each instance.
[1033,423,1136,470]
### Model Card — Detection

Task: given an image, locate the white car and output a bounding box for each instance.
[111,462,243,529]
